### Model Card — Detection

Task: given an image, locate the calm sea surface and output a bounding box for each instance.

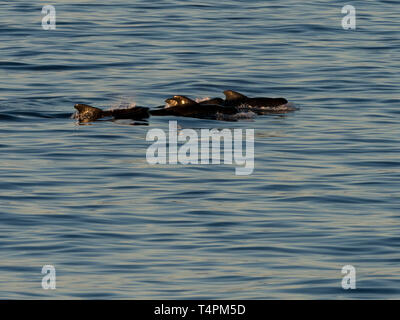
[0,0,399,299]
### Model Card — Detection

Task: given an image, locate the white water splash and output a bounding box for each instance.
[109,97,137,111]
[237,102,299,112]
[196,97,211,103]
[216,111,256,121]
[258,102,298,111]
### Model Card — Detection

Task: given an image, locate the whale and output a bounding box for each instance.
[197,97,225,105]
[222,90,294,113]
[73,90,295,124]
[149,95,238,120]
[179,91,294,114]
[73,104,149,123]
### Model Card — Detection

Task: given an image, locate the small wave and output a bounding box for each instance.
[238,102,299,113]
[0,111,61,121]
[216,111,256,121]
[0,114,19,121]
[0,61,132,71]
[13,111,54,119]
[259,102,298,112]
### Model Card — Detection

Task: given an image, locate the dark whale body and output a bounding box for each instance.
[222,90,293,113]
[74,104,149,123]
[198,97,225,105]
[152,97,224,110]
[188,91,293,114]
[150,96,238,120]
[72,90,294,123]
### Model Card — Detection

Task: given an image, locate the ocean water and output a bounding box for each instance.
[0,0,399,299]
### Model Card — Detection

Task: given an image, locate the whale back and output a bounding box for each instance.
[200,97,225,105]
[111,106,150,120]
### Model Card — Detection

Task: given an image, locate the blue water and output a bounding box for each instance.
[0,0,399,299]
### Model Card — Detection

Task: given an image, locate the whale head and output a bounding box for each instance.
[165,98,179,107]
[165,95,197,107]
[74,104,104,123]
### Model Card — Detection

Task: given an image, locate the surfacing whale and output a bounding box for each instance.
[222,90,294,113]
[74,104,149,123]
[72,90,295,124]
[149,95,238,120]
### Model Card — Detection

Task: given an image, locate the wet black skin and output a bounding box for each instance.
[74,104,149,123]
[223,90,288,109]
[157,91,291,115]
[198,97,225,105]
[74,90,293,123]
[149,96,238,120]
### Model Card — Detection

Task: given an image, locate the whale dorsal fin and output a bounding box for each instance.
[223,90,247,101]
